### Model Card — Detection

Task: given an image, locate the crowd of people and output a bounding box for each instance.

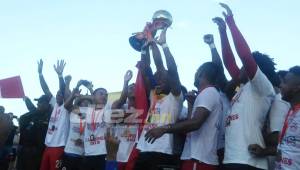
[0,3,300,170]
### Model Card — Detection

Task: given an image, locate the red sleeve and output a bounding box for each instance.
[219,29,240,80]
[226,15,257,80]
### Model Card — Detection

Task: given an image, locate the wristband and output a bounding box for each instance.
[58,74,63,78]
[39,73,43,76]
[162,43,168,49]
[209,43,216,49]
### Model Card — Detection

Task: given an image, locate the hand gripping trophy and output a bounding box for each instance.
[129,10,173,51]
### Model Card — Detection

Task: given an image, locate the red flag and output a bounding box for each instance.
[125,69,149,170]
[0,76,25,98]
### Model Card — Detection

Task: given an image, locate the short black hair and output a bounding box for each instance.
[252,51,279,87]
[195,62,220,85]
[277,70,288,79]
[77,98,93,106]
[289,66,300,77]
[93,88,107,95]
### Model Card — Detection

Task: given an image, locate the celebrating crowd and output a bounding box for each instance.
[0,3,300,170]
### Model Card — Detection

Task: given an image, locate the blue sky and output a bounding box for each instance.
[1,0,300,117]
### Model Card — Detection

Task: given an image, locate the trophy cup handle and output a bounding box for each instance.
[129,35,146,52]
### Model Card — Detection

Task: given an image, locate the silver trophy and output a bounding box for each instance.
[129,10,173,52]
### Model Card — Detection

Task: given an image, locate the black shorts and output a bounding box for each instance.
[133,152,180,170]
[61,153,83,170]
[81,155,106,170]
[16,147,44,170]
[224,164,264,170]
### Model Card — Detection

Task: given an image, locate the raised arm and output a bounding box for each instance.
[221,3,257,79]
[156,29,182,96]
[150,42,165,72]
[204,34,228,90]
[23,96,36,112]
[204,34,223,72]
[38,59,52,97]
[139,41,156,96]
[112,70,133,109]
[64,75,72,100]
[213,17,240,81]
[54,60,66,100]
[64,87,81,111]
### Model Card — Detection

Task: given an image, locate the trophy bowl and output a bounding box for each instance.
[129,10,172,52]
[152,10,173,29]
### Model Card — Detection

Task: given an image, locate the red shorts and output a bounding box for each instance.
[181,160,217,170]
[118,162,127,170]
[40,147,64,170]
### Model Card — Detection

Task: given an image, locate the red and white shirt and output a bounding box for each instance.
[223,68,275,170]
[83,103,111,156]
[137,91,184,154]
[114,104,139,162]
[181,87,222,165]
[45,99,70,147]
[64,108,87,156]
[267,94,290,169]
[275,105,300,170]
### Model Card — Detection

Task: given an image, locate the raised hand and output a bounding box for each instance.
[204,34,214,45]
[53,60,66,76]
[213,17,226,31]
[220,3,233,18]
[155,28,167,46]
[124,70,133,83]
[71,88,82,98]
[37,59,43,74]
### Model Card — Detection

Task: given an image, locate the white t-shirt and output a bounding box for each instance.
[137,91,184,155]
[275,108,300,170]
[178,106,188,120]
[217,92,230,150]
[181,87,222,165]
[269,94,290,132]
[113,104,138,162]
[45,99,70,147]
[83,103,111,156]
[223,68,275,170]
[267,94,290,169]
[115,124,138,162]
[64,108,87,155]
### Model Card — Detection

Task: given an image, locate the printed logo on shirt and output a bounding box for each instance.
[85,135,105,145]
[279,157,293,166]
[283,135,300,148]
[147,113,172,124]
[225,114,239,127]
[120,127,137,142]
[290,122,298,132]
[47,124,57,134]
